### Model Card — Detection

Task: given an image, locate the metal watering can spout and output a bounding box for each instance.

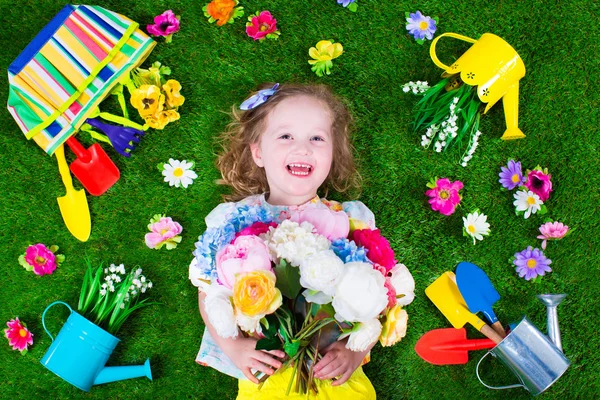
[93,359,152,385]
[537,294,567,351]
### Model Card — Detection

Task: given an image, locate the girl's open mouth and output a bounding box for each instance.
[287,163,313,176]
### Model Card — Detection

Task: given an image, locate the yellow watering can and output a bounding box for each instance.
[430,33,526,140]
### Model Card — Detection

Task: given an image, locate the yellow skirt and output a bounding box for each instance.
[237,366,376,400]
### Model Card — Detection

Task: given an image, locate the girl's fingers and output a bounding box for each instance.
[264,349,286,359]
[331,370,353,386]
[315,360,343,379]
[254,351,283,369]
[251,359,275,376]
[313,352,335,372]
[241,367,260,384]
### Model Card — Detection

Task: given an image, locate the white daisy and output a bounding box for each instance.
[513,190,543,219]
[462,211,491,244]
[162,159,198,188]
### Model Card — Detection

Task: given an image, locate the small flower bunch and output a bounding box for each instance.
[246,11,280,41]
[499,160,552,219]
[402,81,430,95]
[145,214,183,250]
[147,10,180,43]
[191,205,414,394]
[4,317,33,355]
[130,62,184,130]
[18,243,65,276]
[405,11,438,44]
[78,262,154,334]
[158,159,198,188]
[337,0,358,12]
[308,40,344,77]
[203,0,244,26]
[426,178,492,244]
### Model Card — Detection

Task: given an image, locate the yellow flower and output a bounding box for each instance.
[162,79,185,109]
[144,110,180,130]
[349,218,369,233]
[379,305,408,347]
[233,270,282,317]
[308,40,343,64]
[131,85,164,118]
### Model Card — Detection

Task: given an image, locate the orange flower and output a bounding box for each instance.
[233,271,281,317]
[204,0,244,26]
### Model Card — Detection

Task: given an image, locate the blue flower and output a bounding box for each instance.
[331,238,370,263]
[240,83,279,110]
[406,11,437,41]
[337,0,356,7]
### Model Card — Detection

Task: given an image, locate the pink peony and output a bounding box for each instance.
[351,229,397,272]
[4,318,33,354]
[25,244,56,276]
[145,215,183,250]
[425,178,463,215]
[537,221,569,250]
[235,221,278,238]
[216,235,272,289]
[525,169,552,201]
[290,207,350,241]
[246,11,279,41]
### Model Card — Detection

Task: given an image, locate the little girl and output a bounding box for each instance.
[189,83,378,399]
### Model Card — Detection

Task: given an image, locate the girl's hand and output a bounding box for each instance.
[312,340,369,386]
[222,336,286,384]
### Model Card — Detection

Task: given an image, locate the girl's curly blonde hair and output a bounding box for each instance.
[216,83,361,201]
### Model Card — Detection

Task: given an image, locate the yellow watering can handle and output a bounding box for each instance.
[429,32,478,72]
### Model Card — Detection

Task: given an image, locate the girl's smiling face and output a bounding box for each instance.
[250,95,333,206]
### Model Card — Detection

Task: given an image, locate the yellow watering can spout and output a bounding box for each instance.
[430,32,526,140]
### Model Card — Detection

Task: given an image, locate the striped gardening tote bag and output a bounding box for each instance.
[7,4,155,156]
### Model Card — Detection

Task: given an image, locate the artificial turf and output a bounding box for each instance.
[1,0,599,399]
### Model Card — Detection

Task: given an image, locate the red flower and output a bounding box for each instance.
[235,221,277,238]
[352,229,397,272]
[246,11,279,41]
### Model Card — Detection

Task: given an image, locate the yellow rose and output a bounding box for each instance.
[379,305,408,347]
[162,79,185,109]
[233,270,282,317]
[131,85,164,118]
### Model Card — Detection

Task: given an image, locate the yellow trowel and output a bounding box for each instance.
[425,272,503,344]
[55,144,91,242]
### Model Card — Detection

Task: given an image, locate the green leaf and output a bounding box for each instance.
[348,3,358,12]
[274,260,302,299]
[426,177,438,189]
[157,163,165,171]
[256,337,281,351]
[284,340,300,357]
[539,204,548,215]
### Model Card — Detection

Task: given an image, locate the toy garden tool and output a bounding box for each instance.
[41,301,152,392]
[456,262,507,338]
[54,144,91,242]
[415,328,495,365]
[429,32,526,140]
[425,272,503,344]
[65,135,120,196]
[86,117,145,158]
[7,5,155,155]
[537,294,567,351]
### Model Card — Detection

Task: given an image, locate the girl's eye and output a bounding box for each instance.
[311,136,325,142]
[279,134,292,140]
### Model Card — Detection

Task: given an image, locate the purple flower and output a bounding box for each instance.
[499,159,525,190]
[513,246,552,281]
[337,0,356,6]
[147,10,180,43]
[240,83,279,110]
[406,11,437,41]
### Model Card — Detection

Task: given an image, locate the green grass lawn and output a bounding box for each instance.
[1,0,599,398]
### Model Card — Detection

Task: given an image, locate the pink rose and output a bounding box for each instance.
[290,208,349,241]
[352,229,397,272]
[525,170,552,201]
[216,235,272,289]
[235,221,277,238]
[25,244,56,276]
[425,178,463,216]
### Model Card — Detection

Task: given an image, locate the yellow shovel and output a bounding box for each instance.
[55,144,91,242]
[425,272,503,344]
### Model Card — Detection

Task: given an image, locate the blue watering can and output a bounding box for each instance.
[40,301,153,392]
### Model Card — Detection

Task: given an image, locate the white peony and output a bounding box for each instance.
[346,318,382,352]
[264,220,330,267]
[299,250,344,296]
[236,313,262,335]
[204,283,238,339]
[389,264,415,306]
[332,262,389,323]
[303,289,334,305]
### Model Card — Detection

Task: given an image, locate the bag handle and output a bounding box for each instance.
[476,350,524,390]
[41,301,73,342]
[429,32,478,71]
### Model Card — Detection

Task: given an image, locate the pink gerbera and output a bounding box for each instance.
[5,318,33,354]
[425,178,463,215]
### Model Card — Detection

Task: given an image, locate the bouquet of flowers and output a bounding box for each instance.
[192,204,414,394]
[78,261,155,335]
